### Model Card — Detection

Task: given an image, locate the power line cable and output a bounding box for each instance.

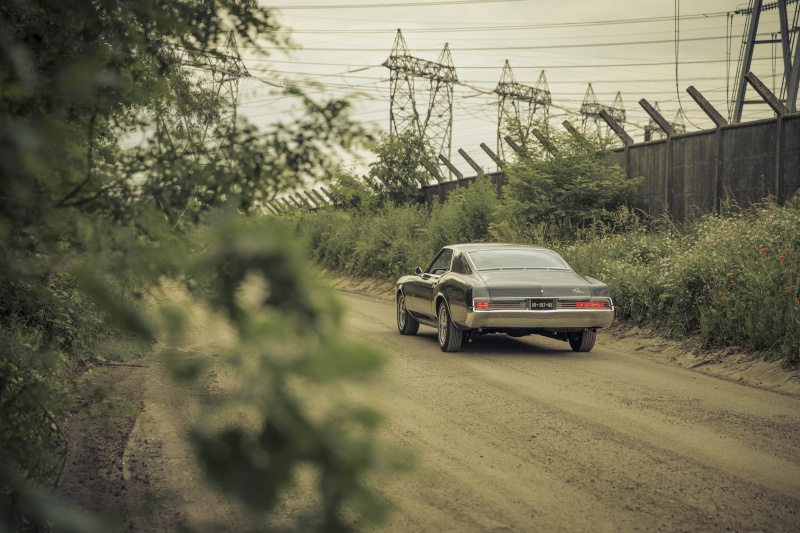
[245,57,738,72]
[273,10,728,27]
[271,0,526,9]
[673,0,705,129]
[275,13,729,34]
[239,34,730,53]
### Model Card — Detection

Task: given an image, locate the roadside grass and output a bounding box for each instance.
[1,275,152,527]
[563,202,800,364]
[288,193,800,366]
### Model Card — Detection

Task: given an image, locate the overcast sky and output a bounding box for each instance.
[234,0,791,175]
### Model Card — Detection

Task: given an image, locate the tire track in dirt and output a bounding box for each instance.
[337,291,800,532]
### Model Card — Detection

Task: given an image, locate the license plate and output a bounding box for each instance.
[529,298,555,310]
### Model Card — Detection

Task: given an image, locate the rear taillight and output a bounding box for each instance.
[576,301,608,309]
[475,301,490,310]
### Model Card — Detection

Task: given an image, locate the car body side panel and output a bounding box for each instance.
[396,275,418,312]
[400,272,474,326]
[438,275,472,325]
[405,247,454,319]
[414,275,439,321]
[403,275,432,315]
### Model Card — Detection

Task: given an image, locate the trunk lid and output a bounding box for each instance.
[477,269,591,299]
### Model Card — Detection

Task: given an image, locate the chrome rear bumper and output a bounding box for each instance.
[463,309,614,330]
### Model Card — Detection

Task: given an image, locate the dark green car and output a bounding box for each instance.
[396,243,614,353]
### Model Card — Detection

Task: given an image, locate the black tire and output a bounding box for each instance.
[569,328,597,352]
[397,292,419,335]
[437,302,464,352]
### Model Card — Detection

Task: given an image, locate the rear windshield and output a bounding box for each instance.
[468,249,569,270]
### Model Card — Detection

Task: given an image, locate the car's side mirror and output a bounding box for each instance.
[414,266,423,275]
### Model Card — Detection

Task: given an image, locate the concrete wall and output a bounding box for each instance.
[421,171,505,205]
[422,113,800,222]
[615,113,800,220]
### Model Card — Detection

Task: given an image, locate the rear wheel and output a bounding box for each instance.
[569,328,597,352]
[397,292,419,335]
[438,303,464,352]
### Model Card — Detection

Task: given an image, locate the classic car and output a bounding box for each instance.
[395,243,614,352]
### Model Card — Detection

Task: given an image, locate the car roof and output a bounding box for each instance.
[449,243,552,253]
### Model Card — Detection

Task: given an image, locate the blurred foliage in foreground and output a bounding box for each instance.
[288,130,800,365]
[1,1,390,531]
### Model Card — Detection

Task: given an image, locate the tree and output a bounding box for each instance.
[325,166,376,210]
[367,130,434,206]
[0,1,386,530]
[495,121,642,236]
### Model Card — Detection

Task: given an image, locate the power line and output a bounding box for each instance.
[271,0,526,9]
[223,7,787,146]
[245,56,734,69]
[246,57,743,80]
[242,34,730,53]
[244,70,736,87]
[275,13,729,34]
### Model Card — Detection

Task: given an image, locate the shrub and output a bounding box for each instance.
[495,125,642,236]
[427,175,499,251]
[351,204,428,278]
[562,201,800,364]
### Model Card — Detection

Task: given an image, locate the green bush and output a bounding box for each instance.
[291,176,500,279]
[294,193,800,366]
[562,201,800,364]
[0,331,66,492]
[352,204,429,278]
[427,176,498,251]
[367,131,432,206]
[494,125,642,236]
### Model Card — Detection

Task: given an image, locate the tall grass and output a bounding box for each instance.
[563,201,800,364]
[288,189,800,366]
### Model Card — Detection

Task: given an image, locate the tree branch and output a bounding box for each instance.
[55,107,99,208]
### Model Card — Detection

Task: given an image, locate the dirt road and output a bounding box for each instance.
[336,291,800,532]
[60,288,800,531]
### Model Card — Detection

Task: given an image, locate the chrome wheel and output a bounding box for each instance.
[438,306,447,346]
[398,295,406,328]
[437,302,463,352]
[397,292,419,335]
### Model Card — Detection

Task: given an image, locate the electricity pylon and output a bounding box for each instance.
[580,83,602,135]
[383,29,457,178]
[732,0,800,121]
[494,61,551,161]
[673,108,687,134]
[580,84,626,142]
[160,30,250,157]
[179,30,248,136]
[205,30,249,134]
